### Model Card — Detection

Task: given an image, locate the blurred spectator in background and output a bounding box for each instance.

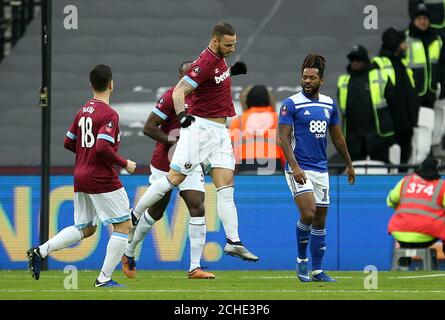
[404,3,445,109]
[387,156,445,268]
[238,85,253,112]
[373,27,420,166]
[337,45,395,163]
[230,85,285,173]
[409,0,445,40]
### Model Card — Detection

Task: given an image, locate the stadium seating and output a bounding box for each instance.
[0,146,23,165]
[432,99,445,146]
[350,160,389,174]
[411,107,435,164]
[0,91,16,110]
[9,35,40,54]
[388,144,401,174]
[5,108,41,127]
[0,0,410,166]
[58,36,108,54]
[53,54,94,73]
[1,53,40,72]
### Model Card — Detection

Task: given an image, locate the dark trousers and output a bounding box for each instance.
[350,146,389,163]
[395,130,413,168]
[348,137,390,163]
[398,239,439,248]
[398,239,442,267]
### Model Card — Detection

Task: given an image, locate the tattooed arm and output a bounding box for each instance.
[172,78,195,115]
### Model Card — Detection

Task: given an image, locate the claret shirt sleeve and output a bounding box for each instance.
[64,114,78,152]
[182,57,212,88]
[96,139,127,167]
[96,112,127,167]
[66,113,78,141]
[98,113,119,144]
[153,90,173,120]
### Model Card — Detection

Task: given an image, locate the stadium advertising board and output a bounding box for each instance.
[0,175,399,270]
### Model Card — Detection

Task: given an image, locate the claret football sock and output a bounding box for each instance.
[296,220,311,259]
[38,226,83,258]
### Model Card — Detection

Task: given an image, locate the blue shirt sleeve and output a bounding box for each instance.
[278,98,295,125]
[330,102,339,126]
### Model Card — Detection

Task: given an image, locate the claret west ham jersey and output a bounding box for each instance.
[150,87,192,172]
[66,99,123,194]
[182,47,236,118]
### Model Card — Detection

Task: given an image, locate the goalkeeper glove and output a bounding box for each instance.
[230,61,247,76]
[177,111,195,128]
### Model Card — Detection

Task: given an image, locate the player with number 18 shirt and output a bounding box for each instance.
[67,98,126,194]
[27,65,136,288]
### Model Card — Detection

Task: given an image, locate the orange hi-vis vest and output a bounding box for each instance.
[230,106,285,167]
[388,174,445,240]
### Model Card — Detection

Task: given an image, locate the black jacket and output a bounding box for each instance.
[409,0,445,28]
[379,48,421,132]
[407,23,445,106]
[340,63,395,154]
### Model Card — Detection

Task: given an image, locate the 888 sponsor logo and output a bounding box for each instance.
[309,120,327,138]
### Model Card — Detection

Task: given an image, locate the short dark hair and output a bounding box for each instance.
[415,156,441,180]
[211,22,235,38]
[301,53,326,78]
[179,61,192,74]
[246,85,270,107]
[89,64,112,92]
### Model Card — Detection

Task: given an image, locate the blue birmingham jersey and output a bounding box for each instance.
[278,91,339,173]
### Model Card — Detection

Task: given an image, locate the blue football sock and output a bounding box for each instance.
[310,227,326,271]
[296,220,311,259]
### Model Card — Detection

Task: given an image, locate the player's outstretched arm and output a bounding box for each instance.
[328,124,355,185]
[143,112,177,145]
[278,124,307,184]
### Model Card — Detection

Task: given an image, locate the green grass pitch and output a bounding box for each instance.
[1,270,445,300]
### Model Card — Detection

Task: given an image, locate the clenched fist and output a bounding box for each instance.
[125,159,136,174]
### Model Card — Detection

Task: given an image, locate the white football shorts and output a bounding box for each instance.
[285,170,330,207]
[170,116,235,175]
[74,187,130,228]
[149,164,205,192]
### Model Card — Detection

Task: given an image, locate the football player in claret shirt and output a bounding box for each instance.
[121,61,215,279]
[278,54,355,282]
[131,22,259,262]
[27,64,136,287]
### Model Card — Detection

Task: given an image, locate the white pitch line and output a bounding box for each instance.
[241,276,354,279]
[2,275,187,279]
[390,273,445,279]
[2,289,445,294]
[1,275,58,278]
